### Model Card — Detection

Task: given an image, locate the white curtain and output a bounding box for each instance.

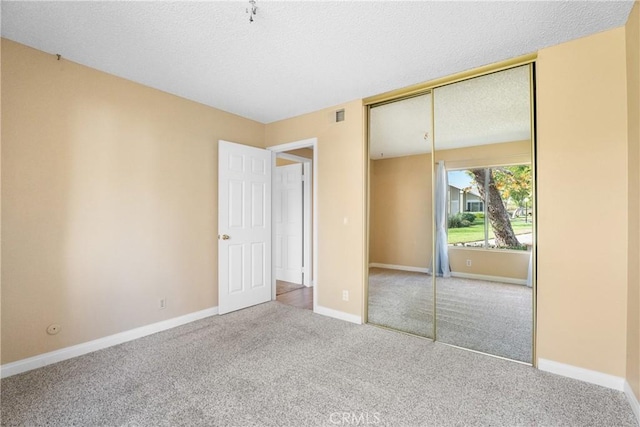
[433,160,451,277]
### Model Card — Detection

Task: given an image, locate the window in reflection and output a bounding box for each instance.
[447,165,532,251]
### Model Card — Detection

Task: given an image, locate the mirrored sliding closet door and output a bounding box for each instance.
[433,65,534,363]
[367,93,434,338]
[367,64,535,364]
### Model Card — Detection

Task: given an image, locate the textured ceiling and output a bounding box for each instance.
[370,93,432,160]
[434,65,531,150]
[1,1,634,124]
[369,65,530,160]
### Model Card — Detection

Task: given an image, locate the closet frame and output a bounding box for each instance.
[363,53,538,366]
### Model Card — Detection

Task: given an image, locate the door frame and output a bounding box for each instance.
[267,138,318,312]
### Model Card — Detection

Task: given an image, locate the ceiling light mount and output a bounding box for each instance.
[246,0,257,23]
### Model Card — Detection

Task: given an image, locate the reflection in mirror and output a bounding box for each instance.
[433,65,533,362]
[368,93,433,338]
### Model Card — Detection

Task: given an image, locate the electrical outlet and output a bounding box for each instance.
[342,290,349,301]
[466,259,472,267]
[159,298,167,310]
[46,324,61,335]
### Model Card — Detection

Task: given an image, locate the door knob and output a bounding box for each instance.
[219,234,230,240]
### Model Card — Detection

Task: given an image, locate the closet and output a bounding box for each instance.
[366,63,535,363]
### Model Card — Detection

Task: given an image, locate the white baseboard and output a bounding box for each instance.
[369,263,429,274]
[451,271,528,286]
[538,358,625,391]
[314,305,362,324]
[1,306,219,379]
[625,380,640,425]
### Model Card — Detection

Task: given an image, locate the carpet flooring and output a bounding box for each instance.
[1,302,634,426]
[367,268,434,338]
[368,268,532,362]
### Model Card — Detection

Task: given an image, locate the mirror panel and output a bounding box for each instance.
[433,65,533,362]
[368,93,434,338]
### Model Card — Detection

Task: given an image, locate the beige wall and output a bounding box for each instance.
[537,27,629,376]
[275,158,296,166]
[369,154,433,269]
[1,39,265,364]
[448,248,529,281]
[265,101,365,316]
[275,148,314,166]
[286,148,314,159]
[626,1,640,398]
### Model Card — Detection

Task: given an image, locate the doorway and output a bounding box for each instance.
[268,138,318,312]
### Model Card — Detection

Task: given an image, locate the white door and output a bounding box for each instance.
[218,140,272,315]
[274,164,303,284]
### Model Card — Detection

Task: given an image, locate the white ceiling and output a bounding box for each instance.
[1,1,634,124]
